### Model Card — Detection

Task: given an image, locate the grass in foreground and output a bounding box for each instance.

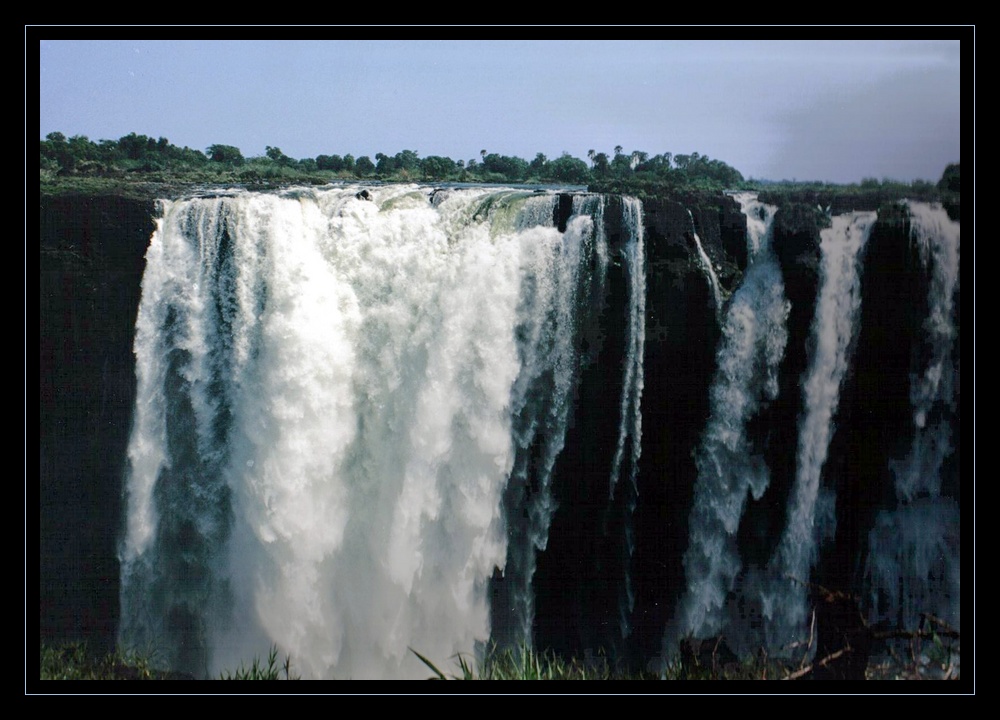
[40,641,168,680]
[218,645,298,680]
[40,633,959,681]
[39,641,297,681]
[412,644,666,680]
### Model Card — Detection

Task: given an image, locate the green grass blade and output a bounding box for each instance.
[408,647,447,680]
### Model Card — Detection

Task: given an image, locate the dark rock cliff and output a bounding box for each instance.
[629,194,738,666]
[36,187,961,673]
[39,193,156,652]
[741,202,823,568]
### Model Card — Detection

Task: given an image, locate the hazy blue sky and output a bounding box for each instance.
[38,39,963,183]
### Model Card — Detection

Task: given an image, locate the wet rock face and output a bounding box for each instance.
[736,205,823,567]
[36,188,747,666]
[535,193,737,665]
[632,196,723,664]
[39,188,957,675]
[818,206,934,592]
[640,194,745,294]
[772,203,823,302]
[39,194,156,652]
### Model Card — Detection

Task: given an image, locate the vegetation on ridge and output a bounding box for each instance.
[38,132,747,191]
[38,132,959,222]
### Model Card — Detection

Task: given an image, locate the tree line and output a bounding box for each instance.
[39,133,958,208]
[39,132,747,191]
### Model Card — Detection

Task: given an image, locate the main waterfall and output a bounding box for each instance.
[110,184,962,680]
[118,185,633,679]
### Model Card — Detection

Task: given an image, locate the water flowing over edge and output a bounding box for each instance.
[686,208,724,319]
[763,210,876,650]
[865,201,961,640]
[499,194,612,651]
[665,192,790,652]
[607,197,646,640]
[113,187,961,678]
[119,185,626,678]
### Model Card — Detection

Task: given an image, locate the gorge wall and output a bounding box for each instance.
[39,194,156,654]
[36,184,963,678]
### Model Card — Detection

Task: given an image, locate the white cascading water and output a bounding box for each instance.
[608,197,646,503]
[686,209,724,317]
[606,197,646,640]
[665,192,789,651]
[500,193,610,650]
[764,211,876,650]
[118,184,616,679]
[890,201,961,501]
[866,201,961,635]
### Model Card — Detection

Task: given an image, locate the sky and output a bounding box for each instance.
[36,38,965,184]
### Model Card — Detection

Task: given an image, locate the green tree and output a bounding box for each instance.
[394,149,420,172]
[354,155,375,176]
[265,146,292,166]
[529,152,549,177]
[548,153,590,184]
[316,154,344,172]
[68,135,97,160]
[421,155,456,179]
[207,144,245,165]
[611,149,632,177]
[592,152,610,178]
[375,152,396,176]
[938,163,960,193]
[40,133,73,173]
[118,132,151,160]
[482,153,529,181]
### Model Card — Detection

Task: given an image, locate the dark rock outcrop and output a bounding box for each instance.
[37,186,744,669]
[36,185,960,678]
[629,195,729,666]
[739,202,823,567]
[817,204,931,593]
[39,193,156,653]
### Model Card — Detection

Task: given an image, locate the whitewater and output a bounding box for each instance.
[118,184,639,679]
[115,185,962,679]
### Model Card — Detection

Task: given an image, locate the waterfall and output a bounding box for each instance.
[118,185,616,679]
[106,183,962,678]
[499,194,611,650]
[607,197,646,640]
[891,201,961,501]
[866,201,961,635]
[686,209,724,317]
[666,192,790,650]
[764,210,876,650]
